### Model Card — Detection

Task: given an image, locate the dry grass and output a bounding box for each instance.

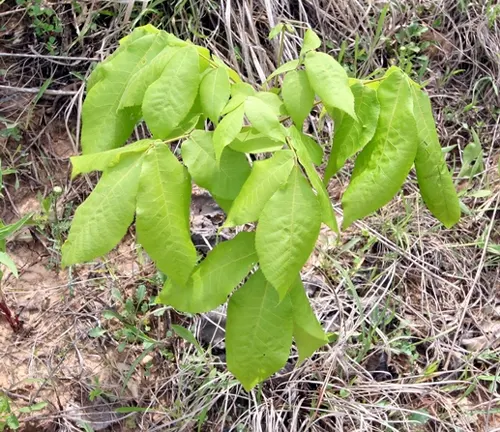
[1,0,499,431]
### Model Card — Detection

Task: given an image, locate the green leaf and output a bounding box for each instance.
[266,59,300,82]
[87,25,161,91]
[268,23,284,40]
[300,28,321,56]
[342,70,418,228]
[297,131,323,166]
[226,269,293,391]
[282,70,315,127]
[200,67,231,125]
[459,138,484,179]
[304,51,356,119]
[288,277,328,362]
[0,394,10,413]
[411,87,460,228]
[70,139,153,178]
[143,46,200,139]
[5,414,19,430]
[0,252,18,277]
[118,45,181,109]
[289,127,338,232]
[325,83,380,180]
[17,402,48,413]
[229,128,284,154]
[62,153,142,267]
[245,96,287,142]
[163,95,203,139]
[256,167,321,299]
[158,232,258,313]
[225,150,295,227]
[182,130,250,201]
[171,324,203,353]
[0,213,32,241]
[213,55,241,83]
[213,104,245,162]
[254,92,287,117]
[136,144,197,286]
[82,32,169,154]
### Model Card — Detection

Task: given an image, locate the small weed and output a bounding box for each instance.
[0,394,47,431]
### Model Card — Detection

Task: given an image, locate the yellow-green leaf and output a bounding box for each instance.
[411,87,460,228]
[200,67,231,125]
[226,269,293,391]
[342,70,418,228]
[282,70,315,127]
[136,144,197,286]
[62,153,143,266]
[142,46,200,139]
[304,51,356,119]
[256,166,321,299]
[225,150,295,227]
[229,128,284,154]
[158,232,257,313]
[245,96,287,142]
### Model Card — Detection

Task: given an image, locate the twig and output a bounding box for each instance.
[0,52,98,62]
[0,84,79,96]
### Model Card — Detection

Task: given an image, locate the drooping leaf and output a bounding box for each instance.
[118,45,181,109]
[158,232,257,313]
[163,95,204,139]
[304,51,356,119]
[82,32,169,154]
[411,87,460,228]
[200,67,231,125]
[70,139,153,178]
[266,59,300,82]
[256,166,321,299]
[136,144,197,286]
[229,128,284,154]
[225,150,295,227]
[245,96,287,142]
[288,277,328,362]
[254,92,287,116]
[142,45,200,139]
[282,70,315,127]
[62,153,143,267]
[300,28,322,56]
[213,104,245,162]
[297,131,323,166]
[325,83,380,181]
[268,23,284,40]
[226,269,293,391]
[0,251,18,277]
[182,130,251,201]
[342,70,418,228]
[289,127,338,232]
[221,82,255,115]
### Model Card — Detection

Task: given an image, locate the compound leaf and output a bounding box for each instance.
[300,28,321,56]
[71,139,153,178]
[213,104,245,162]
[158,232,257,313]
[282,70,315,127]
[304,51,356,119]
[136,144,197,286]
[325,83,380,181]
[229,128,284,154]
[289,127,338,232]
[245,96,287,142]
[200,67,231,125]
[62,153,143,266]
[143,45,200,139]
[256,166,321,299]
[289,277,328,362]
[225,150,295,227]
[82,32,168,154]
[411,87,460,228]
[342,70,418,228]
[182,130,250,201]
[226,269,293,391]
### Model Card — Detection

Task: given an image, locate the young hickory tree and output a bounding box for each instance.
[62,25,460,390]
